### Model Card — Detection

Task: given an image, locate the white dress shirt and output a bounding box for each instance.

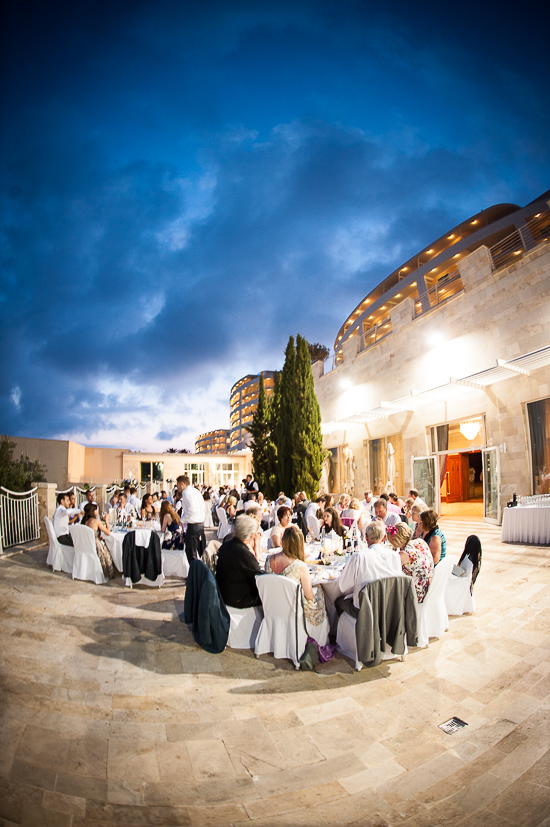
[180,485,206,523]
[337,542,403,608]
[52,505,82,538]
[360,498,375,517]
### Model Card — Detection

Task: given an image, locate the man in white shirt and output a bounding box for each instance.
[52,493,83,546]
[336,520,402,614]
[78,489,97,512]
[128,487,142,512]
[117,494,137,520]
[177,474,206,563]
[374,499,401,528]
[360,490,375,517]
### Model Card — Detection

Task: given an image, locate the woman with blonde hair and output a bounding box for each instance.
[386,521,433,603]
[265,525,326,626]
[159,501,183,550]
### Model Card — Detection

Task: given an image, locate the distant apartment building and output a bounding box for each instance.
[229,371,275,452]
[195,429,231,455]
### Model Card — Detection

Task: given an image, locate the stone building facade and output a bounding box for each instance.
[313,191,550,523]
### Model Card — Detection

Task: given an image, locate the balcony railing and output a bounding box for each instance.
[489,211,550,270]
[322,350,344,374]
[414,269,463,318]
[359,316,392,352]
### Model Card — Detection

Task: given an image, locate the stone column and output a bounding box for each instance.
[35,482,57,543]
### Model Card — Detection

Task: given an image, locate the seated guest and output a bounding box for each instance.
[386,522,433,602]
[337,493,350,513]
[141,493,155,521]
[243,493,259,511]
[269,505,293,548]
[323,494,335,510]
[374,499,401,528]
[225,495,238,524]
[321,506,346,540]
[305,496,325,524]
[82,503,115,580]
[409,488,429,512]
[215,514,263,608]
[52,493,83,546]
[389,492,406,511]
[410,504,423,538]
[152,492,162,514]
[383,493,401,515]
[78,489,97,512]
[335,521,402,615]
[117,493,137,520]
[128,487,142,512]
[360,490,376,517]
[421,509,447,565]
[160,489,174,505]
[159,502,183,549]
[265,525,327,626]
[68,493,81,526]
[342,498,361,521]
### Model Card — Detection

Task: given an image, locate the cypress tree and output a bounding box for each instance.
[275,335,297,496]
[294,334,324,497]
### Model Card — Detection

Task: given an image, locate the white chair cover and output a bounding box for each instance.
[70,524,108,585]
[45,516,75,574]
[254,574,307,668]
[203,500,214,528]
[445,557,475,616]
[416,556,453,647]
[227,605,264,649]
[336,607,406,671]
[162,549,190,579]
[123,529,164,588]
[306,515,321,540]
[216,507,231,540]
[305,612,329,647]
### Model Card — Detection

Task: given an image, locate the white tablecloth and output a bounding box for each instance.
[501,507,550,544]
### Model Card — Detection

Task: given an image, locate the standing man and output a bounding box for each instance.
[244,474,259,494]
[360,490,376,518]
[177,475,206,564]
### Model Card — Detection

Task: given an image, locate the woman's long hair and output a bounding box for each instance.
[282,525,305,561]
[324,506,345,537]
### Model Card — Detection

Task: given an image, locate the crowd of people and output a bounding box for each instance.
[52,475,464,638]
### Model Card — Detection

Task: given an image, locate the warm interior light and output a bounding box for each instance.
[448,234,455,239]
[459,420,482,441]
[471,220,478,225]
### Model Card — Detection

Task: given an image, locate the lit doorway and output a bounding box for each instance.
[439,451,483,518]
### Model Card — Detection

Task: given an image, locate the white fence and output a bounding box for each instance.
[0,486,40,551]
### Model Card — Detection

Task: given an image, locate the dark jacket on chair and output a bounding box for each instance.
[122,531,162,584]
[184,559,230,654]
[355,576,418,666]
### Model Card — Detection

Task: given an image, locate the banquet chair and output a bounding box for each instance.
[306,514,321,540]
[227,605,264,649]
[216,507,232,540]
[122,529,164,588]
[415,556,453,647]
[254,575,308,669]
[45,516,75,574]
[336,576,415,670]
[70,524,108,585]
[162,548,189,580]
[445,557,476,616]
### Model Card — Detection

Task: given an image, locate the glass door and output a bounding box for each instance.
[411,456,437,509]
[482,447,501,524]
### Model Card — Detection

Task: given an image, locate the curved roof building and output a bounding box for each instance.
[314,189,550,524]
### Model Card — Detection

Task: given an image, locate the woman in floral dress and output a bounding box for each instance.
[386,522,433,603]
[265,525,326,626]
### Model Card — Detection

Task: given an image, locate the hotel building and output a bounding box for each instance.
[313,189,550,524]
[229,371,276,452]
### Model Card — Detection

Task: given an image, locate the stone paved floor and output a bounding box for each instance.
[1,521,549,827]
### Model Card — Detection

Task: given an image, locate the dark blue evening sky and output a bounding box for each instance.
[1,0,549,450]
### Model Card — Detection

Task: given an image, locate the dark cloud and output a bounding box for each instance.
[1,0,549,448]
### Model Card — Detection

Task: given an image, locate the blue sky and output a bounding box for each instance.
[1,0,549,451]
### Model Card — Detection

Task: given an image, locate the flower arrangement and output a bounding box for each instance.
[385,524,398,537]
